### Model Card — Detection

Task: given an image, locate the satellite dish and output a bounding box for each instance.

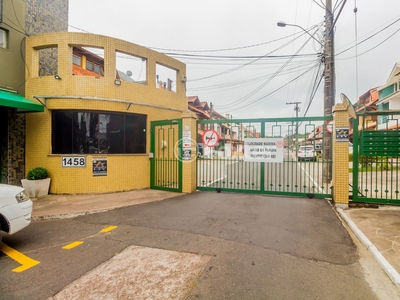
[126,70,132,77]
[340,93,357,119]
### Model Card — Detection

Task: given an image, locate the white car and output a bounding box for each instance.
[0,184,33,242]
[297,146,317,161]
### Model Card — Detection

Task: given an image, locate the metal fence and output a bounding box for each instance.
[197,117,333,198]
[352,111,400,204]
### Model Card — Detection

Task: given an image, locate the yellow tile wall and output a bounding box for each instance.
[25,32,187,194]
[332,104,350,205]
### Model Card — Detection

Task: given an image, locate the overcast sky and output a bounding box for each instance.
[68,0,400,119]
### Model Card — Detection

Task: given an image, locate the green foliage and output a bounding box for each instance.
[348,153,353,162]
[27,167,49,180]
[359,156,374,168]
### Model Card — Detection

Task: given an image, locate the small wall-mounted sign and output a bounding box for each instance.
[93,158,107,176]
[336,128,349,142]
[183,149,192,160]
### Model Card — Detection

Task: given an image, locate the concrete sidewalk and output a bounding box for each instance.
[339,206,400,290]
[31,189,400,290]
[31,189,184,219]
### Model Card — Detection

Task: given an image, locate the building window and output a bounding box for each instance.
[378,102,390,125]
[0,28,8,49]
[73,54,81,66]
[52,111,147,154]
[86,60,93,71]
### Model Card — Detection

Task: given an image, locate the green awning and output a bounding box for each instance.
[0,90,44,112]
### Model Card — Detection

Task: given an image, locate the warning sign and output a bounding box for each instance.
[202,130,219,147]
[244,138,284,163]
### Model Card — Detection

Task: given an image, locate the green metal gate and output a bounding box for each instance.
[196,117,333,198]
[351,111,400,204]
[150,119,182,192]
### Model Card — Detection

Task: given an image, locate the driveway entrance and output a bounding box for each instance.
[196,117,333,199]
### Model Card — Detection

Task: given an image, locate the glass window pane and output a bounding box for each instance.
[73,54,81,66]
[52,111,73,154]
[107,114,125,154]
[94,63,100,74]
[0,29,7,48]
[125,114,147,154]
[86,60,93,71]
[53,111,147,154]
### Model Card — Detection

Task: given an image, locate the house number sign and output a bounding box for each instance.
[62,156,86,168]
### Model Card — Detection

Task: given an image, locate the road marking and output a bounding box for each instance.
[62,241,84,249]
[100,226,118,233]
[0,243,40,272]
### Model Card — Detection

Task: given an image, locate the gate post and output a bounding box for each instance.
[181,111,197,193]
[332,103,349,208]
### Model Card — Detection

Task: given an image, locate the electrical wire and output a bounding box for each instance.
[188,27,321,83]
[1,21,27,36]
[11,0,25,33]
[336,16,400,56]
[188,61,319,93]
[216,62,321,114]
[148,34,303,53]
[216,34,320,110]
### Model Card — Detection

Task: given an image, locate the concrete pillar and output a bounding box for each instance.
[332,103,350,208]
[181,111,197,193]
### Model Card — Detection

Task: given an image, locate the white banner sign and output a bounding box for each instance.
[244,138,284,163]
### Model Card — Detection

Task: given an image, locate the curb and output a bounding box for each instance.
[32,209,112,221]
[337,208,400,291]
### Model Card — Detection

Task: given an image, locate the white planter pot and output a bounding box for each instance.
[21,178,51,199]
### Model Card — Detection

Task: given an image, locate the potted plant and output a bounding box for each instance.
[21,167,51,199]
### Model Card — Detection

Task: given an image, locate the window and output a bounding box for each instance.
[72,47,104,77]
[378,103,390,125]
[116,51,147,84]
[86,60,93,71]
[0,28,7,49]
[38,46,58,76]
[156,63,177,92]
[73,54,81,66]
[52,111,147,154]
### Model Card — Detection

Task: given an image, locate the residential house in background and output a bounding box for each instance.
[351,87,379,136]
[376,62,400,130]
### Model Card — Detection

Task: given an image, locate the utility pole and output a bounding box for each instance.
[287,101,301,151]
[286,101,301,118]
[324,0,335,181]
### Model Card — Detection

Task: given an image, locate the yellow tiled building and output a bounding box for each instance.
[25,32,187,194]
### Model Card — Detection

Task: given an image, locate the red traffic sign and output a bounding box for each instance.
[202,129,219,147]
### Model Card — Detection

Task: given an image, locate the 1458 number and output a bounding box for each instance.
[62,156,86,167]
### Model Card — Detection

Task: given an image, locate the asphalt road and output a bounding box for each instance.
[1,192,399,299]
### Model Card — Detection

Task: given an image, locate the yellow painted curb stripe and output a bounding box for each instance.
[100,226,118,233]
[62,241,84,250]
[0,243,40,272]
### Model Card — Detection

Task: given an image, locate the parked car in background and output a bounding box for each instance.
[0,184,33,242]
[297,146,317,161]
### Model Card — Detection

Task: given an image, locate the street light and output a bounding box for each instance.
[277,21,323,47]
[278,19,334,181]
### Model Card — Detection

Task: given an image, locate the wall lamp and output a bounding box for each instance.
[54,75,62,80]
[277,21,323,46]
[114,79,121,85]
